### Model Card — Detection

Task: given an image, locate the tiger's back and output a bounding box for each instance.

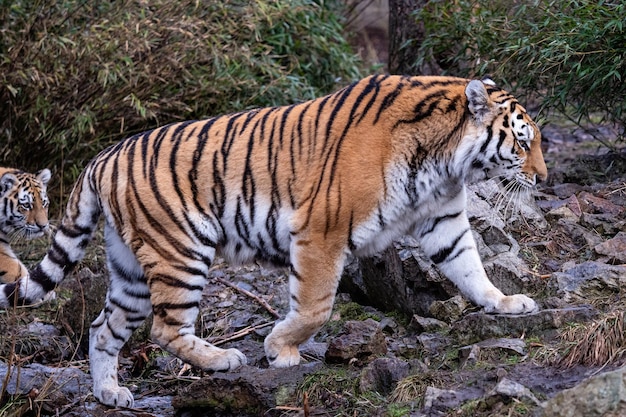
[0,167,51,283]
[1,75,546,408]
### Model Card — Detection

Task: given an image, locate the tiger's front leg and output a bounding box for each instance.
[264,236,346,367]
[416,194,537,314]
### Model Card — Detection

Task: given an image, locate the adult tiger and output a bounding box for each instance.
[0,167,51,284]
[1,75,547,407]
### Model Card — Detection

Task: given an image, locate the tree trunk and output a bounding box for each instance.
[388,0,440,75]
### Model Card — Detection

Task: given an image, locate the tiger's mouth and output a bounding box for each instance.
[499,175,537,193]
[1,224,49,240]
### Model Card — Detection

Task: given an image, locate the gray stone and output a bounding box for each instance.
[325,319,387,363]
[410,315,450,333]
[541,366,626,417]
[483,251,533,296]
[594,232,626,263]
[558,219,604,249]
[423,386,463,411]
[417,332,452,354]
[172,362,321,415]
[429,295,467,323]
[552,261,626,297]
[546,205,580,223]
[459,338,526,368]
[488,378,540,405]
[0,361,91,408]
[359,357,411,395]
[452,306,597,345]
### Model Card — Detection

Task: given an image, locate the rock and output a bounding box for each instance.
[325,319,387,363]
[359,357,411,395]
[488,378,540,405]
[340,241,450,316]
[546,205,580,223]
[410,315,450,333]
[541,366,626,417]
[582,212,625,236]
[483,251,534,295]
[417,332,452,354]
[171,362,321,415]
[549,183,585,199]
[6,321,74,363]
[0,361,91,412]
[594,232,626,263]
[299,339,328,362]
[459,338,526,368]
[552,261,626,300]
[452,306,597,345]
[423,386,464,411]
[429,295,467,323]
[557,218,604,248]
[578,191,625,216]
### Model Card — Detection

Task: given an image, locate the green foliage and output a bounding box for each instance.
[415,0,626,131]
[0,0,362,205]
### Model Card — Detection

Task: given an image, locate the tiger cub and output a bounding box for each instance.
[1,75,547,407]
[0,167,51,284]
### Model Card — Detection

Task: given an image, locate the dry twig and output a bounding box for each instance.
[214,276,280,319]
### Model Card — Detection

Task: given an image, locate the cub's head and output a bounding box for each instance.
[465,79,547,188]
[0,168,51,240]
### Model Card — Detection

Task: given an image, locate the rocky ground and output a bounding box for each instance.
[1,121,626,417]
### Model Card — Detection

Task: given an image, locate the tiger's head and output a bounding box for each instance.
[464,79,547,189]
[0,168,52,240]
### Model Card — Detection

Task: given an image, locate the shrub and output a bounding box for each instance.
[0,0,362,204]
[414,0,625,133]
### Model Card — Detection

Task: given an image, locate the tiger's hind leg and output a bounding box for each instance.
[265,237,346,367]
[90,223,152,407]
[145,247,247,374]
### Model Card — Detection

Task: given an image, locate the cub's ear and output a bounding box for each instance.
[465,79,492,120]
[37,168,52,187]
[0,173,18,197]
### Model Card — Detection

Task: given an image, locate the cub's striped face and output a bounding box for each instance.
[0,169,51,239]
[467,80,547,188]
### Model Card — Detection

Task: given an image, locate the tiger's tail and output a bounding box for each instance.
[0,168,101,307]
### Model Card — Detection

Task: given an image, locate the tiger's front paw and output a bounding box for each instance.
[265,337,301,368]
[94,385,134,408]
[493,294,538,314]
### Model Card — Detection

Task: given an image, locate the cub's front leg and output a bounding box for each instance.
[416,204,537,314]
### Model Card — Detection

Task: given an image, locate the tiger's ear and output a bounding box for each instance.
[37,168,52,187]
[0,173,17,196]
[465,80,492,120]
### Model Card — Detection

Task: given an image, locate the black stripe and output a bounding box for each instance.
[109,257,144,283]
[393,90,447,129]
[153,301,199,317]
[421,211,463,237]
[190,118,219,219]
[430,228,470,264]
[479,125,494,153]
[150,273,204,291]
[31,264,58,292]
[108,296,141,313]
[374,75,402,124]
[443,245,473,264]
[106,320,127,342]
